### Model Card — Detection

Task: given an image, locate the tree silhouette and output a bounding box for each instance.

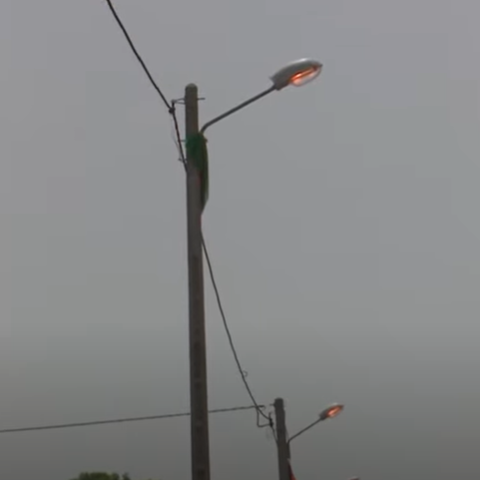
[70,472,156,480]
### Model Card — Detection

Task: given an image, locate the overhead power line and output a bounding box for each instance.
[170,101,187,166]
[202,233,274,433]
[0,405,263,434]
[102,2,273,435]
[104,0,172,113]
[103,1,186,168]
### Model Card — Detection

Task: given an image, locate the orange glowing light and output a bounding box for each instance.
[289,67,320,86]
[326,405,343,418]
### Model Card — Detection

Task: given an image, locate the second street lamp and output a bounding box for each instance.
[184,58,322,480]
[287,403,345,445]
[274,399,344,480]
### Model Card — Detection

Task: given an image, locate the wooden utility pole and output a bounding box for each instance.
[274,398,290,480]
[185,83,211,480]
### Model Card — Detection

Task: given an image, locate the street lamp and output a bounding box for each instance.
[184,59,322,480]
[288,403,344,445]
[201,58,322,134]
[320,402,344,420]
[274,399,344,480]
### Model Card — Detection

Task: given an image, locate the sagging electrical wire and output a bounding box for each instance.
[170,100,187,166]
[170,103,274,434]
[104,0,173,114]
[202,232,275,435]
[103,1,274,437]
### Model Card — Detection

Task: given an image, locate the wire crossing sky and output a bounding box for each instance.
[0,405,263,434]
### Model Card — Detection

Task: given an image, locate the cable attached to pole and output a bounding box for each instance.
[0,405,263,434]
[104,0,173,113]
[102,2,275,438]
[202,233,275,435]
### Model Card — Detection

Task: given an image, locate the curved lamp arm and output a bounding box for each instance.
[287,403,344,445]
[200,86,276,134]
[287,418,322,445]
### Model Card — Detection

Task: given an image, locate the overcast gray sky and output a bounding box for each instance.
[1,0,479,479]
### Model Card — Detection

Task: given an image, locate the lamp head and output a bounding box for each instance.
[270,58,322,90]
[319,403,344,421]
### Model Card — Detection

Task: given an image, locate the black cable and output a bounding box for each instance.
[172,103,274,435]
[104,0,173,113]
[170,102,187,166]
[0,405,262,434]
[101,3,275,437]
[201,233,274,433]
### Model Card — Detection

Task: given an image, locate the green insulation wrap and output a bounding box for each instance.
[186,132,209,211]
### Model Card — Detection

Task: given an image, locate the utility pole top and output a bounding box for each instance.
[274,398,290,480]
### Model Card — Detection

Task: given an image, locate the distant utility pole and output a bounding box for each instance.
[185,84,210,480]
[274,398,291,480]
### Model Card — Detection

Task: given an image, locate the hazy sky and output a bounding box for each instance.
[1,0,479,479]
